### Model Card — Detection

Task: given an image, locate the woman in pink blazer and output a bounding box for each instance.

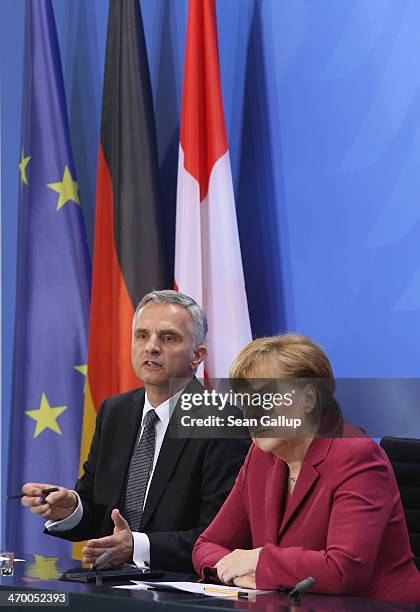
[192,334,420,604]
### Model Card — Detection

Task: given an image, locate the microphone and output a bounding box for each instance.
[89,550,113,586]
[289,576,315,598]
[91,550,113,571]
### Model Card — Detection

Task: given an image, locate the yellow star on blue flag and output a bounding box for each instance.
[74,364,88,394]
[19,148,31,185]
[47,165,80,210]
[25,393,67,438]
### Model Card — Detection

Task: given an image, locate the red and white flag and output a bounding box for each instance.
[175,0,251,378]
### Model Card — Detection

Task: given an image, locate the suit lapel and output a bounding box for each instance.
[139,435,188,530]
[139,378,202,530]
[278,436,334,538]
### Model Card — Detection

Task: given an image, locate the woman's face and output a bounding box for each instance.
[241,361,316,454]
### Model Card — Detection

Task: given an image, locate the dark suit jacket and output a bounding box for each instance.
[193,428,420,603]
[49,379,249,571]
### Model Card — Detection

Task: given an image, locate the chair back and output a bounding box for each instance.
[380,436,420,570]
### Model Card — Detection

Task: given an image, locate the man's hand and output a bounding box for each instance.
[21,483,77,521]
[82,509,133,568]
[233,573,256,589]
[216,548,262,584]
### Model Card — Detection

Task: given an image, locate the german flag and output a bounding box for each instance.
[75,0,168,556]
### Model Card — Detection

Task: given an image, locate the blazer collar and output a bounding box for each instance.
[278,434,334,538]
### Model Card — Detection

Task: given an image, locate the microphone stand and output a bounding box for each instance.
[288,576,316,607]
[87,550,113,585]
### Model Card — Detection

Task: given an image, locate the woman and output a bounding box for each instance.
[192,334,420,603]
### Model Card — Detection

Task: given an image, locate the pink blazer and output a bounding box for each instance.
[193,434,420,604]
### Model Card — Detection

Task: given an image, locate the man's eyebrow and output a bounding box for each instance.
[134,327,182,335]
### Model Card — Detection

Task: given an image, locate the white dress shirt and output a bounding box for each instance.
[46,389,183,566]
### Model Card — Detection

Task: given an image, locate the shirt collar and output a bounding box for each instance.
[143,388,184,428]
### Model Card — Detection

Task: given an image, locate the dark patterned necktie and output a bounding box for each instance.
[123,409,160,531]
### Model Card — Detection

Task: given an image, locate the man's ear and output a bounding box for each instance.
[191,345,208,371]
[303,384,317,415]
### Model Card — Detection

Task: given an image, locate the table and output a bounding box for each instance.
[0,554,417,611]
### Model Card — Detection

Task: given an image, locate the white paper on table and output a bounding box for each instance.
[113,581,268,597]
[113,583,150,590]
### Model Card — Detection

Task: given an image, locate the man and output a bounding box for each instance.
[22,291,249,571]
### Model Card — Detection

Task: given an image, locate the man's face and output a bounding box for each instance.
[131,302,204,389]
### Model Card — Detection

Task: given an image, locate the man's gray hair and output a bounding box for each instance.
[134,290,208,348]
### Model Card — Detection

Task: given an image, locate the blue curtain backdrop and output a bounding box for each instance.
[2,0,420,546]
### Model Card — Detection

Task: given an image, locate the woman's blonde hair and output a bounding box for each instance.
[230,333,336,418]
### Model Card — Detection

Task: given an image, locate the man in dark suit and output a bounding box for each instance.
[22,290,249,571]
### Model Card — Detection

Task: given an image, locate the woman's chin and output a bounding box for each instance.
[253,436,282,453]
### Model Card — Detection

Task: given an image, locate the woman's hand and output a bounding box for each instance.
[233,573,256,589]
[215,548,262,584]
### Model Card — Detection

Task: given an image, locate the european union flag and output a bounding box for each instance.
[7,0,91,558]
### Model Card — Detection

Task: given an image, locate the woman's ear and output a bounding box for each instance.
[303,384,317,415]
